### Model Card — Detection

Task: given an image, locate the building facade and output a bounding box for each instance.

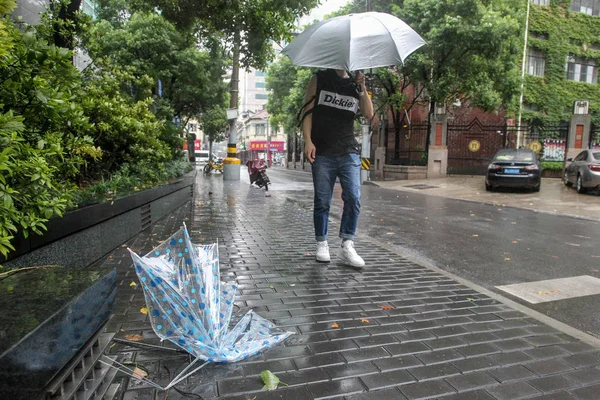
[236,109,286,166]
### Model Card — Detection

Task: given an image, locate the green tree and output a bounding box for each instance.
[86,10,228,149]
[266,57,312,160]
[130,0,319,70]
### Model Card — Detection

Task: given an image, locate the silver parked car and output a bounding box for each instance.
[563,149,600,193]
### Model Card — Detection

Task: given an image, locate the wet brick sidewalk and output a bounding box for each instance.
[97,172,600,400]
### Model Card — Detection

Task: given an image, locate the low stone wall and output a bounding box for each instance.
[4,171,195,270]
[383,165,428,180]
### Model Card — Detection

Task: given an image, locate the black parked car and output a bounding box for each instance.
[485,149,541,192]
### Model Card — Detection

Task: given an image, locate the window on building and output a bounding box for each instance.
[255,93,269,100]
[255,82,267,89]
[526,48,545,77]
[531,0,549,5]
[256,71,267,77]
[570,0,600,15]
[566,55,598,84]
[255,124,266,135]
[529,31,548,40]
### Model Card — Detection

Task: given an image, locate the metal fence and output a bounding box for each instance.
[385,122,429,166]
[508,122,569,161]
[591,123,600,149]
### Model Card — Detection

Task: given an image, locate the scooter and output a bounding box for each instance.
[246,159,270,191]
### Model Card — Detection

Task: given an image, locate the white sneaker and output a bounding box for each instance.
[339,240,365,268]
[316,241,330,263]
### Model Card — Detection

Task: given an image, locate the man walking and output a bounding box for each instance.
[301,69,374,267]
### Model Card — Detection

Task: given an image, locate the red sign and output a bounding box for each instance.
[194,140,201,151]
[249,141,284,151]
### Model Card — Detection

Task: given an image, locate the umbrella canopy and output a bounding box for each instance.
[282,12,426,71]
[129,224,292,363]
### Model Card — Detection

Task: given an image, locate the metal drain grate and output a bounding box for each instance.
[45,330,117,400]
[403,184,439,190]
[140,204,152,230]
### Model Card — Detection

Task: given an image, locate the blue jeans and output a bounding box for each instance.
[311,153,361,242]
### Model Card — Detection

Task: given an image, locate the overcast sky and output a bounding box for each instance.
[298,0,350,25]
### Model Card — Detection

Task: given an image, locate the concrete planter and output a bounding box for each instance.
[542,169,562,178]
[383,165,428,180]
[5,171,195,269]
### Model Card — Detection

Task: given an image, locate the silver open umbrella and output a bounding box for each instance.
[282,12,426,71]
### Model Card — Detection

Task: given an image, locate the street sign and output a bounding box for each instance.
[226,108,238,120]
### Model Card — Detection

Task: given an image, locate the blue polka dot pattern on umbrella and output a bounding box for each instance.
[128,223,293,363]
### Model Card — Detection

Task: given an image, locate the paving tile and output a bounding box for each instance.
[415,349,464,365]
[452,356,499,373]
[324,361,379,380]
[342,347,391,363]
[445,371,500,391]
[458,343,501,358]
[489,365,537,382]
[276,368,330,386]
[384,341,430,357]
[308,377,365,399]
[486,381,541,400]
[399,379,457,399]
[373,355,423,372]
[407,363,461,381]
[242,360,296,376]
[310,339,359,354]
[527,392,579,400]
[562,351,600,368]
[526,358,576,376]
[564,367,600,385]
[569,383,600,400]
[361,369,416,390]
[528,374,579,393]
[488,351,533,366]
[295,352,347,370]
[438,389,496,400]
[345,388,407,400]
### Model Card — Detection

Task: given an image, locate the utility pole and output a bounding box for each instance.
[223,30,241,180]
[516,0,531,149]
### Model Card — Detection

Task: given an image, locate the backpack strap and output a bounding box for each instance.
[296,95,316,127]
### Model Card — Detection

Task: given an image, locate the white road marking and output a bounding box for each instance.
[496,275,600,304]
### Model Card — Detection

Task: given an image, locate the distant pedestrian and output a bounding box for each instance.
[300,69,373,267]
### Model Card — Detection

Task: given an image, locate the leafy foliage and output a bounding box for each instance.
[0,21,100,259]
[523,4,600,124]
[130,0,319,70]
[266,57,312,138]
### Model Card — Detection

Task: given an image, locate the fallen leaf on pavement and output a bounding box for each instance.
[129,281,137,287]
[504,258,511,261]
[512,240,518,244]
[537,291,550,295]
[361,319,369,323]
[132,367,148,379]
[305,253,312,256]
[125,334,143,341]
[140,307,148,315]
[380,305,395,310]
[261,370,287,390]
[331,322,340,328]
[472,234,479,237]
[467,298,476,301]
[386,232,395,235]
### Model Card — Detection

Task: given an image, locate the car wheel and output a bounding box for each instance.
[533,184,540,193]
[485,182,493,192]
[563,170,571,186]
[576,174,587,194]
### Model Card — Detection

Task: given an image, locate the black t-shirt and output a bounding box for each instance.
[311,69,360,156]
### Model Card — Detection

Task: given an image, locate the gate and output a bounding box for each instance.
[510,122,569,161]
[385,122,429,165]
[447,118,509,175]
